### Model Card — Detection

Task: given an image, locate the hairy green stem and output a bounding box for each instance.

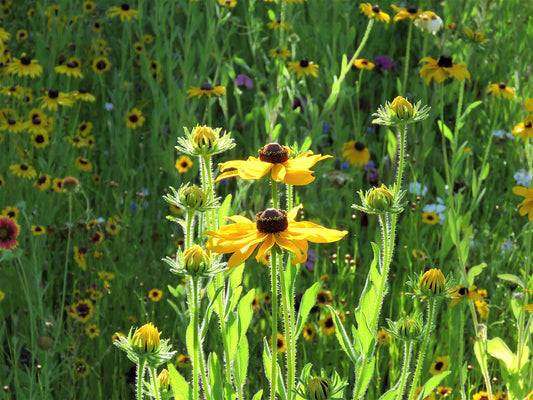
[397,341,413,400]
[401,23,413,97]
[137,359,146,400]
[192,278,201,400]
[278,256,295,400]
[270,247,279,400]
[150,367,161,400]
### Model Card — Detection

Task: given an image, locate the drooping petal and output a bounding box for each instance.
[227,242,260,269]
[287,204,303,221]
[270,163,287,182]
[282,169,316,185]
[255,234,276,263]
[275,235,306,262]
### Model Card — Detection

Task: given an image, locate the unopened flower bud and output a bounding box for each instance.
[61,176,80,192]
[419,268,445,295]
[157,369,170,390]
[132,323,161,353]
[183,245,210,274]
[191,125,219,148]
[180,186,207,210]
[390,96,414,118]
[305,377,331,400]
[366,184,394,212]
[397,315,423,341]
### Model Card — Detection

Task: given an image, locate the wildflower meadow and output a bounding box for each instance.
[1,0,533,399]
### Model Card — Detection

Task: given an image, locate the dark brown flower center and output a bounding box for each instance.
[325,317,334,328]
[354,141,365,151]
[372,5,380,13]
[498,82,507,89]
[20,164,28,170]
[258,143,289,163]
[129,114,139,122]
[67,60,79,68]
[8,86,16,92]
[96,60,107,70]
[526,121,532,128]
[435,361,444,370]
[200,82,214,91]
[256,209,288,233]
[79,88,88,94]
[20,56,31,65]
[7,118,15,125]
[299,58,309,68]
[458,287,468,296]
[437,55,453,68]
[121,3,130,10]
[76,302,91,318]
[407,6,418,13]
[37,175,47,184]
[426,214,434,220]
[32,116,41,125]
[277,338,284,349]
[0,226,11,240]
[49,89,59,99]
[35,134,45,143]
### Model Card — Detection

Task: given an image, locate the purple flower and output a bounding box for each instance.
[322,121,332,133]
[235,74,253,89]
[342,162,350,170]
[303,249,316,271]
[374,56,397,72]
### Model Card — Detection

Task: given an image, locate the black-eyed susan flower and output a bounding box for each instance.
[270,332,286,353]
[83,1,95,13]
[463,27,489,43]
[55,58,83,78]
[74,246,89,270]
[269,47,290,60]
[477,288,488,298]
[267,19,291,30]
[342,141,370,167]
[25,109,50,134]
[74,157,93,172]
[419,55,470,85]
[0,27,10,41]
[34,173,52,191]
[85,324,100,338]
[217,0,237,7]
[186,82,226,98]
[513,186,533,220]
[72,88,96,102]
[205,205,347,269]
[9,163,37,179]
[7,55,43,78]
[177,354,191,368]
[445,22,456,29]
[32,132,50,149]
[353,58,374,70]
[67,299,94,322]
[148,288,163,302]
[472,391,492,400]
[429,356,449,375]
[288,58,319,78]
[391,5,422,21]
[106,3,138,21]
[302,323,316,341]
[1,114,24,134]
[39,89,74,111]
[377,328,391,345]
[449,285,483,306]
[2,207,19,220]
[74,358,90,377]
[92,57,110,73]
[359,3,390,23]
[422,211,439,224]
[436,387,453,397]
[133,42,144,54]
[216,143,331,185]
[89,231,104,246]
[92,21,103,33]
[105,217,121,235]
[52,178,64,192]
[31,225,46,236]
[125,108,145,129]
[318,313,336,335]
[316,289,333,306]
[0,217,20,250]
[143,34,154,44]
[175,155,193,173]
[487,82,514,100]
[1,85,24,99]
[78,121,93,136]
[98,271,115,280]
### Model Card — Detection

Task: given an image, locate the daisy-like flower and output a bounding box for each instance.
[71,88,96,102]
[1,85,25,99]
[463,27,490,43]
[217,0,237,7]
[0,217,20,250]
[125,108,145,129]
[143,34,155,44]
[269,47,291,60]
[85,324,100,338]
[288,58,319,78]
[487,82,515,99]
[2,207,19,220]
[342,141,370,167]
[133,42,144,54]
[25,109,50,134]
[473,392,493,400]
[93,57,110,73]
[419,55,470,85]
[31,225,46,236]
[55,58,83,78]
[67,299,94,323]
[7,55,43,78]
[353,58,375,70]
[512,115,533,141]
[302,323,316,341]
[32,132,50,149]
[74,358,90,377]
[1,114,24,134]
[270,333,286,353]
[105,217,121,235]
[98,271,115,280]
[74,157,93,172]
[92,21,103,33]
[475,300,489,319]
[216,143,331,185]
[34,173,52,191]
[318,313,336,335]
[106,3,138,21]
[436,387,453,397]
[429,356,449,375]
[175,155,193,173]
[359,4,390,23]
[267,19,291,30]
[148,288,163,302]
[391,5,422,21]
[9,163,37,179]
[377,329,391,345]
[449,285,483,306]
[78,121,93,136]
[83,1,95,13]
[39,89,74,111]
[177,354,191,368]
[422,211,439,225]
[186,82,226,99]
[205,204,347,269]
[74,246,89,270]
[52,178,64,192]
[513,186,533,220]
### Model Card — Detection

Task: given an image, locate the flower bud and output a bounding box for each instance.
[191,125,219,148]
[132,323,161,353]
[419,268,445,295]
[366,184,394,212]
[157,369,170,390]
[397,315,423,341]
[305,377,331,400]
[179,185,207,210]
[61,176,80,192]
[183,245,211,274]
[390,96,414,118]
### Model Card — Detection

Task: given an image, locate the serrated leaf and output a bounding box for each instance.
[229,263,245,291]
[467,263,487,287]
[168,363,191,400]
[421,371,451,397]
[295,283,320,337]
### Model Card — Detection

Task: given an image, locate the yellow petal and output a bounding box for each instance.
[270,163,286,182]
[255,234,276,263]
[287,204,303,221]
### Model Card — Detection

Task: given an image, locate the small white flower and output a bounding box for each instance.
[105,102,114,111]
[493,129,513,139]
[409,182,428,196]
[514,169,532,187]
[414,12,443,35]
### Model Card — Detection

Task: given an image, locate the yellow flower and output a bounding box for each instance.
[93,57,111,73]
[475,300,489,319]
[288,58,319,78]
[353,58,375,70]
[449,285,483,306]
[487,82,515,99]
[359,3,390,23]
[269,47,291,60]
[513,186,533,220]
[175,155,194,173]
[39,89,74,111]
[55,58,83,78]
[31,225,46,236]
[187,82,226,98]
[218,0,237,7]
[9,163,37,179]
[342,141,370,167]
[318,313,336,335]
[34,173,52,191]
[106,4,138,21]
[16,30,28,40]
[525,98,533,112]
[85,324,100,338]
[205,205,347,269]
[125,108,145,129]
[463,27,490,43]
[377,328,391,345]
[302,323,316,341]
[473,391,495,400]
[148,288,163,302]
[216,143,331,185]
[7,55,43,78]
[74,157,93,172]
[512,115,533,141]
[429,356,449,375]
[419,268,445,294]
[422,211,439,225]
[83,1,95,13]
[391,5,422,21]
[270,333,286,353]
[419,56,470,85]
[267,19,291,30]
[132,323,161,353]
[436,387,453,397]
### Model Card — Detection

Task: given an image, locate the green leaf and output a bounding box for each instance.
[497,274,524,288]
[386,128,397,162]
[226,286,243,316]
[168,363,191,400]
[217,194,233,228]
[437,120,453,142]
[186,322,194,362]
[487,337,516,372]
[238,289,255,343]
[421,371,451,397]
[300,136,312,153]
[233,336,249,391]
[467,263,487,287]
[327,305,358,363]
[480,163,490,181]
[252,390,264,400]
[459,100,482,122]
[201,286,224,338]
[229,263,245,291]
[272,123,282,142]
[227,313,239,361]
[261,338,287,400]
[208,353,223,400]
[353,357,375,399]
[377,378,401,400]
[295,283,320,337]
